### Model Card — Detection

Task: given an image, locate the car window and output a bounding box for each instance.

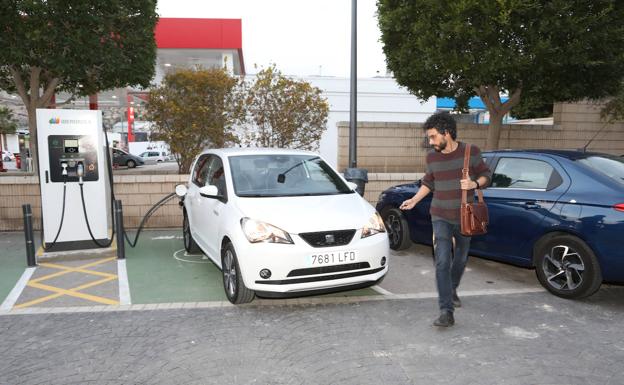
[140,152,148,157]
[206,156,227,196]
[578,155,624,185]
[491,157,557,190]
[193,155,212,187]
[229,154,352,197]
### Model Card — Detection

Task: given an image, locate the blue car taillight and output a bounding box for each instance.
[614,203,624,212]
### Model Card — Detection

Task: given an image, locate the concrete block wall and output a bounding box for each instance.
[0,173,419,231]
[338,100,624,172]
[0,174,188,232]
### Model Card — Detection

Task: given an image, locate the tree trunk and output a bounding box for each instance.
[27,107,39,175]
[486,112,504,150]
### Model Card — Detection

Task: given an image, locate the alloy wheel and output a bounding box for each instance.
[542,244,585,291]
[386,213,403,247]
[223,249,237,298]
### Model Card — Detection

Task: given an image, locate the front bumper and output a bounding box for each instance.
[235,230,390,293]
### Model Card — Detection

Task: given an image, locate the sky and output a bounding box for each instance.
[156,0,388,78]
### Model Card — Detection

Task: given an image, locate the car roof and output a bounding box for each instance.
[482,148,615,160]
[201,147,319,158]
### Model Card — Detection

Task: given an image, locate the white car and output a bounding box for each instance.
[139,150,169,163]
[176,148,389,304]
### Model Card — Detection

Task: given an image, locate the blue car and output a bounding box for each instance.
[376,149,624,299]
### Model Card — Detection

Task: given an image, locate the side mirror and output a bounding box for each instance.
[175,184,187,197]
[199,185,219,198]
[346,181,358,191]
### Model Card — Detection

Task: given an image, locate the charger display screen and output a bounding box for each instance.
[64,139,79,153]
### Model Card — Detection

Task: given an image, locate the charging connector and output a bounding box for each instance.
[77,162,84,185]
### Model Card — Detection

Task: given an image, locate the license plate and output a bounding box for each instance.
[309,250,357,266]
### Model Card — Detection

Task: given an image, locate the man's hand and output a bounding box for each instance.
[460,178,478,190]
[400,198,416,210]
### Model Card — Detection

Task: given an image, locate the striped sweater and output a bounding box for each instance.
[421,142,492,224]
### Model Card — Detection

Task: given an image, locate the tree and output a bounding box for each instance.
[0,0,158,171]
[378,0,624,149]
[147,68,245,173]
[243,65,329,151]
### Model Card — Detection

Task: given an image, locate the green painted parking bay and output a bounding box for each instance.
[0,233,33,305]
[125,230,378,304]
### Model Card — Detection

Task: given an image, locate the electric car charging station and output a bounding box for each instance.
[36,109,112,251]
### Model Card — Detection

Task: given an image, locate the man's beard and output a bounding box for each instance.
[433,139,448,152]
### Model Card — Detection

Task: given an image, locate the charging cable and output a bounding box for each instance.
[41,162,68,251]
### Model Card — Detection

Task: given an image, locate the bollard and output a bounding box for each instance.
[22,204,36,267]
[114,200,125,259]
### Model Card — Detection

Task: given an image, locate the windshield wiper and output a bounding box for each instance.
[277,157,320,183]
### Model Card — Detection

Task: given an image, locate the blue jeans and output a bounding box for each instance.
[432,220,471,313]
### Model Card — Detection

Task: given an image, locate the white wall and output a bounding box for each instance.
[304,76,436,167]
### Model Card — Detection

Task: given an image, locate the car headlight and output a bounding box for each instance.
[361,212,386,238]
[241,218,294,244]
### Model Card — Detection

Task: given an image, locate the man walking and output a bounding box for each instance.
[400,112,491,327]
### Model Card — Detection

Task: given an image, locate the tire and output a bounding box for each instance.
[221,242,255,304]
[126,159,136,168]
[182,211,201,254]
[534,234,602,299]
[381,207,412,250]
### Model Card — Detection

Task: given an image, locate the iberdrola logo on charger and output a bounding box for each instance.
[49,117,61,124]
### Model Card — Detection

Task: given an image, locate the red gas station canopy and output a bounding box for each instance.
[155,18,242,50]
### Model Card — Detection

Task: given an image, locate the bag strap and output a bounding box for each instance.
[461,143,485,205]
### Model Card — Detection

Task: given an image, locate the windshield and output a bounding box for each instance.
[578,155,624,185]
[229,154,353,197]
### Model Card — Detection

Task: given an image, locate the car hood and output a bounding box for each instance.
[234,193,375,234]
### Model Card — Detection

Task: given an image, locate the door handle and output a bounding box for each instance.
[523,202,540,210]
[213,210,219,216]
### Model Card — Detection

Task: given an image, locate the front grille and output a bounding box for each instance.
[287,262,371,277]
[299,229,356,247]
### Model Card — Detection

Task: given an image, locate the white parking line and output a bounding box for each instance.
[0,267,36,311]
[371,285,394,295]
[117,260,132,305]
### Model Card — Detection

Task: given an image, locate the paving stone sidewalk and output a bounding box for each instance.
[1,288,623,385]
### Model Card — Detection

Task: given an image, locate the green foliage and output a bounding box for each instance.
[0,0,158,170]
[243,65,329,151]
[0,0,158,97]
[378,0,624,148]
[0,106,18,134]
[147,68,245,173]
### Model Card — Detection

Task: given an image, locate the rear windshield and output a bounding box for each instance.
[578,155,624,185]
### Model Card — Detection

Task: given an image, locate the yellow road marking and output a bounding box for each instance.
[15,257,120,308]
[32,257,117,283]
[16,277,119,308]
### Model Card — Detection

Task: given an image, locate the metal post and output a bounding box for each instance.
[114,200,125,259]
[348,0,357,168]
[22,204,36,267]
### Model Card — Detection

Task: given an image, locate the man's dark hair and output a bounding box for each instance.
[423,112,457,140]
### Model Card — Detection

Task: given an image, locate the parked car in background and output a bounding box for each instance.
[176,148,389,304]
[112,148,144,168]
[2,150,15,161]
[140,150,169,163]
[376,149,624,299]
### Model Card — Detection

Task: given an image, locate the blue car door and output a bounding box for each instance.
[471,154,571,265]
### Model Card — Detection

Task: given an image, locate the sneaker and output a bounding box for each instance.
[452,291,461,308]
[433,311,455,327]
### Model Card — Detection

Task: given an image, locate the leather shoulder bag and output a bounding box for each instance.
[460,144,488,236]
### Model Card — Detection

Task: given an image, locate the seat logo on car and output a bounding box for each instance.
[325,234,335,244]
